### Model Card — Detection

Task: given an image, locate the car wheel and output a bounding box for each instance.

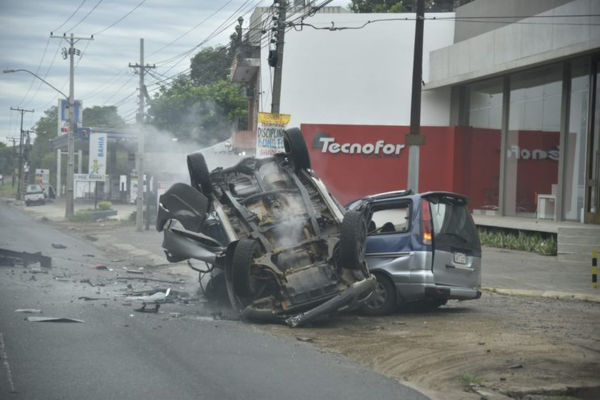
[362,273,397,316]
[283,127,311,171]
[230,239,258,302]
[187,152,212,197]
[25,201,30,207]
[339,210,367,270]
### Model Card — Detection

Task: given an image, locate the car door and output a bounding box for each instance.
[424,193,481,288]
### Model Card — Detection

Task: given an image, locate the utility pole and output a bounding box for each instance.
[406,0,426,193]
[129,38,155,232]
[270,0,287,114]
[10,107,34,200]
[6,137,18,187]
[51,33,93,218]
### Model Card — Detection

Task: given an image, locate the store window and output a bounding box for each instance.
[564,58,590,222]
[463,79,503,213]
[506,64,563,218]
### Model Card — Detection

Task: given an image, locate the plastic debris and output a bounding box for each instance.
[92,264,108,270]
[51,244,67,249]
[14,309,42,314]
[26,317,84,323]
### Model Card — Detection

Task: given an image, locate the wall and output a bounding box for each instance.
[259,12,455,128]
[454,0,573,43]
[429,0,600,89]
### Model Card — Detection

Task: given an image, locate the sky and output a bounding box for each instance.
[0,0,348,145]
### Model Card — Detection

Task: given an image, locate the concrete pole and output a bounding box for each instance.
[136,38,145,232]
[10,107,34,200]
[56,149,62,198]
[271,1,287,114]
[406,0,426,193]
[64,34,76,217]
[77,150,82,173]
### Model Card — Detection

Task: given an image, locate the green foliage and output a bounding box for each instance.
[347,0,473,13]
[68,211,96,223]
[97,201,113,210]
[0,182,17,197]
[0,142,15,179]
[348,0,404,13]
[29,107,59,186]
[82,106,126,128]
[190,46,234,86]
[458,374,482,387]
[148,77,247,145]
[478,227,557,256]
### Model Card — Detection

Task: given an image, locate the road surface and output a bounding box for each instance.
[0,202,429,400]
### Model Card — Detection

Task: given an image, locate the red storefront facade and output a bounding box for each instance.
[301,123,560,213]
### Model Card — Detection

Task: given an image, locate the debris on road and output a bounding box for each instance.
[117,276,182,284]
[30,268,49,274]
[83,234,98,242]
[26,317,84,323]
[54,277,70,282]
[14,309,42,314]
[83,254,95,258]
[508,364,524,369]
[92,264,108,270]
[296,337,315,343]
[0,247,52,268]
[127,288,171,313]
[126,270,144,275]
[78,296,111,301]
[51,243,67,249]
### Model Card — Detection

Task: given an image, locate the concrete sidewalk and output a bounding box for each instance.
[6,196,600,303]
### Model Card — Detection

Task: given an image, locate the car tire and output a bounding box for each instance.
[230,239,257,300]
[25,201,30,207]
[187,152,212,197]
[283,128,311,171]
[339,210,367,270]
[362,273,397,316]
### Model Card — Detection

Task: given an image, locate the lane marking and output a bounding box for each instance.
[0,333,16,393]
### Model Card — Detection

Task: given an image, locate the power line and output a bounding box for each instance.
[65,0,104,32]
[93,0,148,36]
[52,0,87,33]
[16,36,51,107]
[146,0,236,58]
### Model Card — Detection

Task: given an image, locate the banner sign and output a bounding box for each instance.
[57,99,83,135]
[74,173,106,182]
[35,169,50,188]
[256,112,291,158]
[88,133,107,181]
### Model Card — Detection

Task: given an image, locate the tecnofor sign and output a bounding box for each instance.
[317,135,405,156]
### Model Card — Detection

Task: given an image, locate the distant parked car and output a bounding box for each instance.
[347,190,482,315]
[25,184,45,207]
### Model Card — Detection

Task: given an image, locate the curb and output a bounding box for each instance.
[482,287,600,303]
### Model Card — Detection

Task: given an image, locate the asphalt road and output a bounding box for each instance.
[0,203,429,400]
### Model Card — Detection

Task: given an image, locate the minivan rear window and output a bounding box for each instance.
[429,201,480,252]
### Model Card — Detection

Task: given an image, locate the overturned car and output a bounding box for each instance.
[156,128,375,327]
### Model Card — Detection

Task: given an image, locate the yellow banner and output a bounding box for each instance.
[258,112,291,126]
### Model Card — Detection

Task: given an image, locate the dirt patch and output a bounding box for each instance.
[259,294,600,400]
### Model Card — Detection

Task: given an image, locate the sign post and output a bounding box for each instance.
[256,112,291,158]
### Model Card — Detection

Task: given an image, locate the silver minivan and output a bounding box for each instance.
[347,190,482,315]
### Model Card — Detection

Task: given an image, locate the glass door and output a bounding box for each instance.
[585,59,600,224]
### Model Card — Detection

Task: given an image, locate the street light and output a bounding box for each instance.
[4,68,75,217]
[3,69,68,99]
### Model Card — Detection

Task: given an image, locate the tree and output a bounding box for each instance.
[29,107,59,186]
[347,0,473,13]
[82,106,126,128]
[190,46,234,86]
[148,77,247,145]
[348,0,405,13]
[0,141,15,183]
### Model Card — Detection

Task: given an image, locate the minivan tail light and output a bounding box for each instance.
[421,199,432,245]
